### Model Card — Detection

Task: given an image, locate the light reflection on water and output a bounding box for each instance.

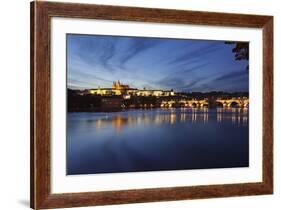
[91,108,248,132]
[67,108,249,175]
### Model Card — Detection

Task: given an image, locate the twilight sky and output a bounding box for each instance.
[67,34,249,92]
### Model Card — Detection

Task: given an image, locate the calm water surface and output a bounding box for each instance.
[67,108,249,175]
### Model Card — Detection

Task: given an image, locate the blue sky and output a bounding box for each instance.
[67,34,249,92]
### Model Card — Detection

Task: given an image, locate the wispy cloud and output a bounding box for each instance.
[70,70,113,84]
[214,70,248,82]
[157,77,186,89]
[67,34,249,92]
[118,38,161,68]
[174,76,210,92]
[172,62,210,75]
[68,79,95,90]
[155,62,210,90]
[165,42,221,66]
[179,80,200,90]
[98,41,116,72]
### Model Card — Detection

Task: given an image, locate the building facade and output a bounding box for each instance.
[88,81,175,97]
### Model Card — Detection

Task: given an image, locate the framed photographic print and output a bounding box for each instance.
[30,1,273,209]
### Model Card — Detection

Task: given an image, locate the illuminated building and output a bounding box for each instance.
[88,81,175,97]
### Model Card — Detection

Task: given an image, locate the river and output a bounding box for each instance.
[67,108,249,175]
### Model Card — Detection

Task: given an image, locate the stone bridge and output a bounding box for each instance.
[160,98,249,108]
[216,98,249,108]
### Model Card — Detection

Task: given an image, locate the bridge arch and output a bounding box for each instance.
[216,101,224,107]
[191,102,198,108]
[179,102,186,107]
[229,101,240,108]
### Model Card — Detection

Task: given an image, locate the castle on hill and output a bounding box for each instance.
[88,80,175,97]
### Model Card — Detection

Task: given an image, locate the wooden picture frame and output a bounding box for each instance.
[30,1,273,209]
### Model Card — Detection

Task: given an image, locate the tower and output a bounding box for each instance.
[112,81,116,89]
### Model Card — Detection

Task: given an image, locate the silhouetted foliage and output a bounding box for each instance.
[225,41,249,70]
